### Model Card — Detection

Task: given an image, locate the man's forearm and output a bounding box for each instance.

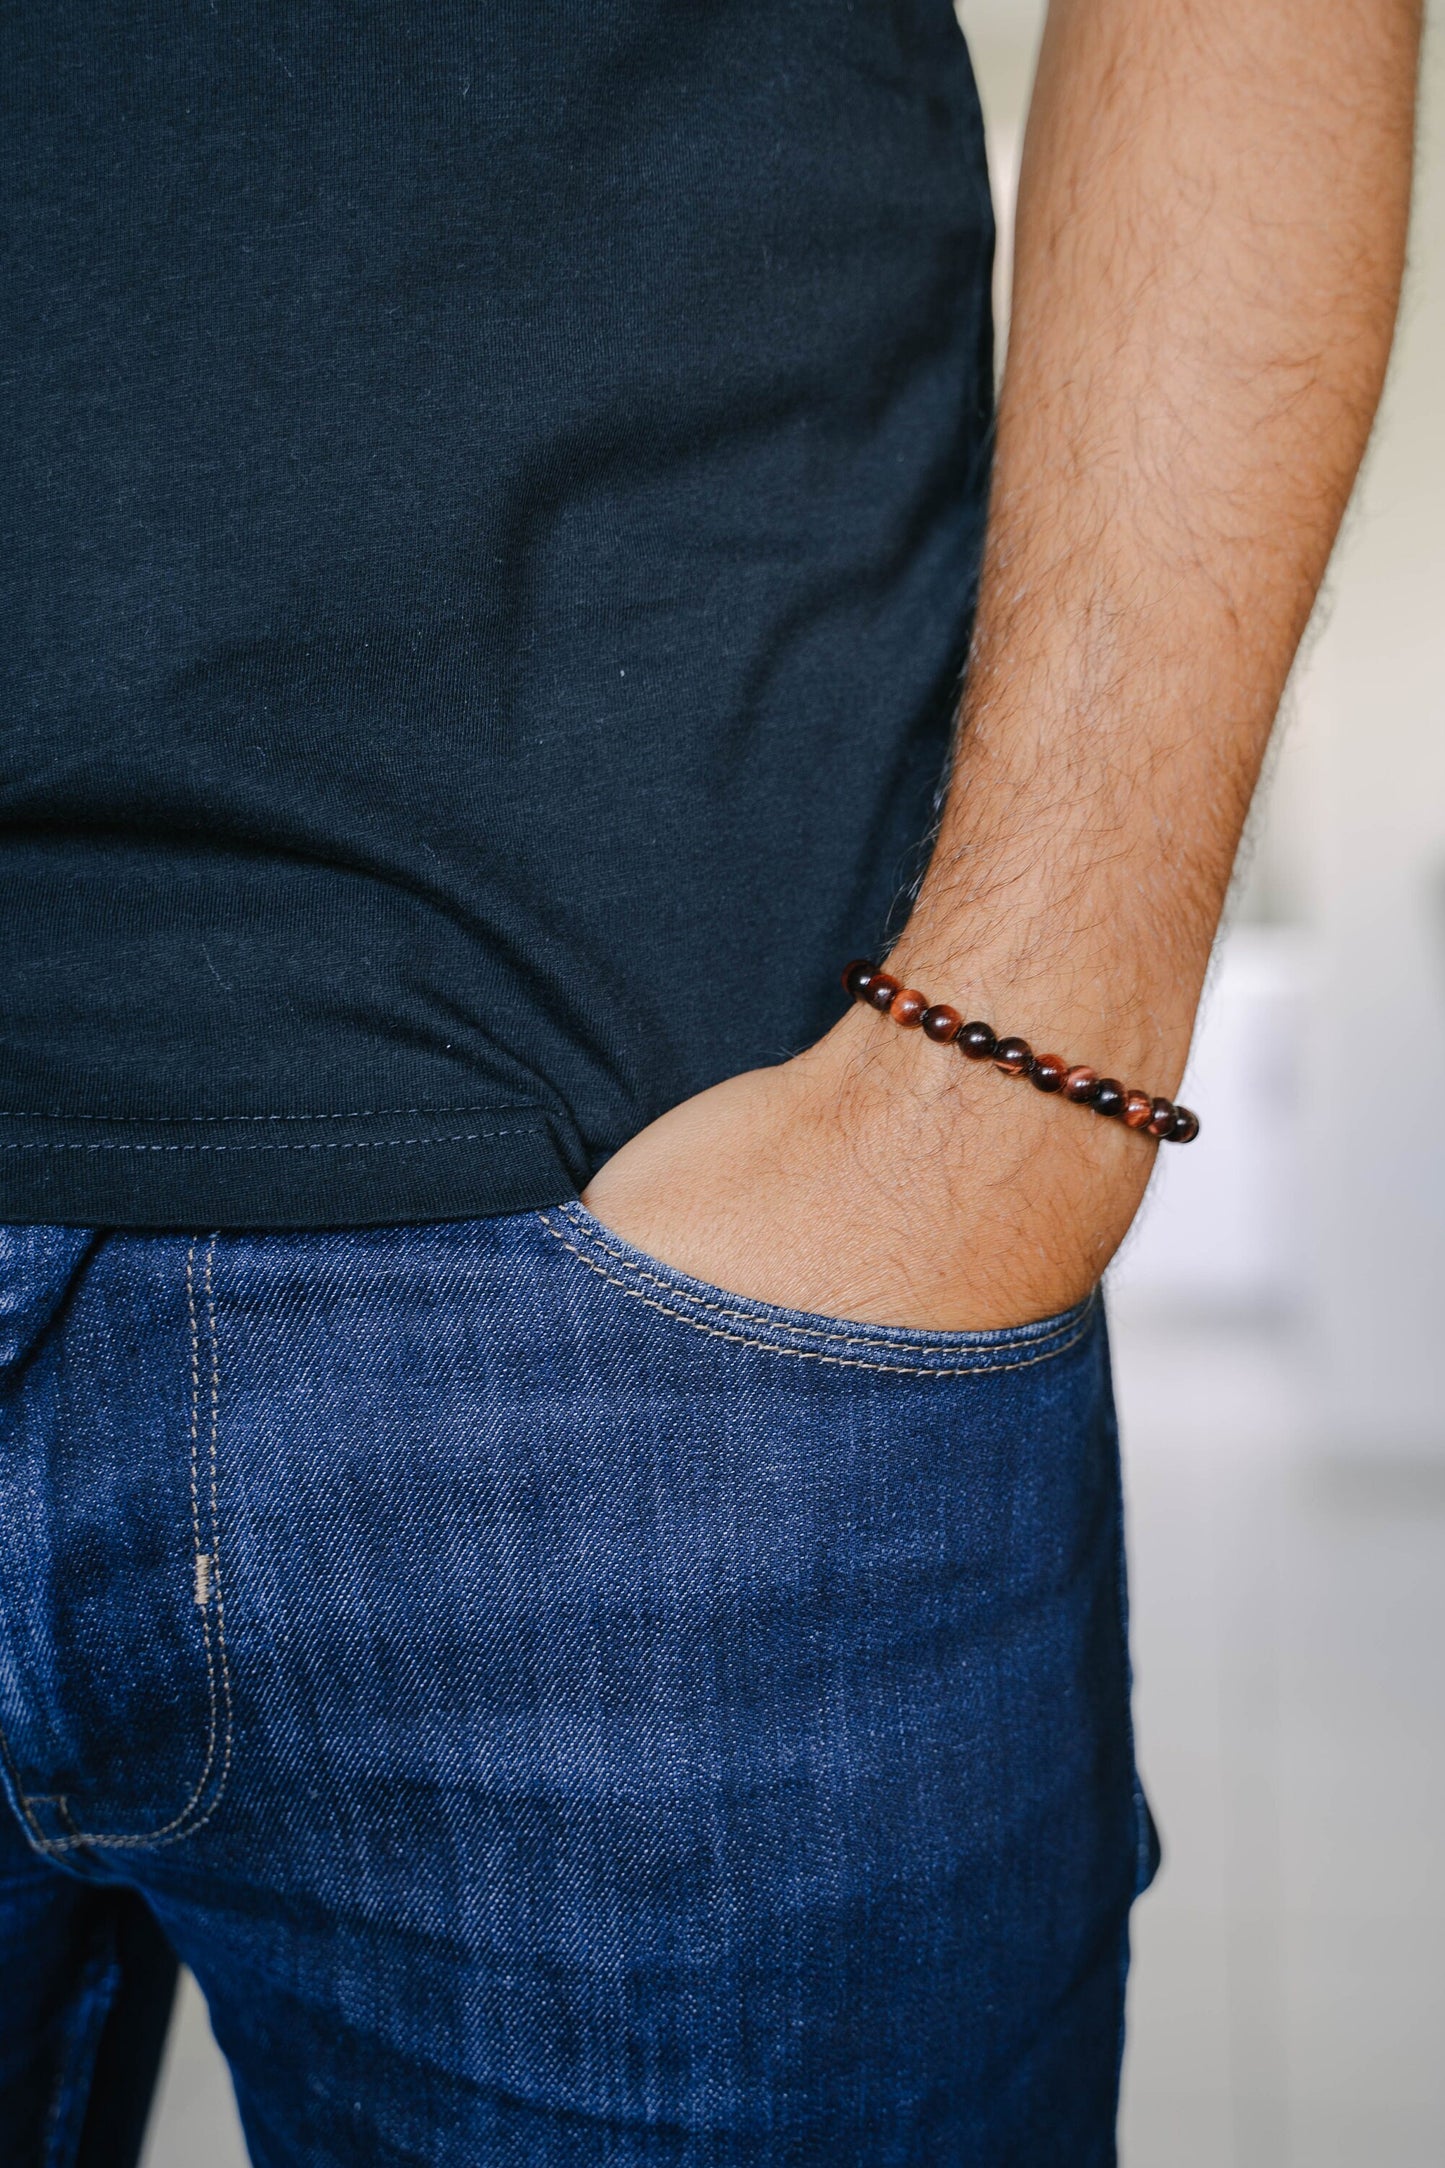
[896,0,1418,1067]
[584,0,1420,1331]
[855,0,1423,1313]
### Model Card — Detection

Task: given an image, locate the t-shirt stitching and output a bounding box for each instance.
[0,1128,543,1155]
[0,1105,531,1124]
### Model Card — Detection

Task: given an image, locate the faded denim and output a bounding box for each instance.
[0,1206,1156,2164]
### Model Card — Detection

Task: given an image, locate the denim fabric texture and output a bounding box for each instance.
[0,1208,1156,2165]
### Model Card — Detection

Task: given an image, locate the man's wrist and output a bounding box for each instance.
[872,922,1198,1108]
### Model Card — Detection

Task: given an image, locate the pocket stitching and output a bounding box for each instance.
[544,1208,1087,1357]
[13,1236,234,1854]
[540,1213,1095,1376]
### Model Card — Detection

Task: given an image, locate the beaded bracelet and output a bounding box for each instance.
[842,960,1200,1145]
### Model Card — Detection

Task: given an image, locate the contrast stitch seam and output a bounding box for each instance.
[32,1237,235,1854]
[198,1241,235,1841]
[541,1208,1089,1361]
[93,1238,227,1837]
[0,1127,542,1155]
[541,1220,1094,1377]
[53,1796,86,1841]
[0,1740,57,1853]
[0,1105,531,1124]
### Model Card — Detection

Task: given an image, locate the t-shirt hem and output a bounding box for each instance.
[0,1108,579,1230]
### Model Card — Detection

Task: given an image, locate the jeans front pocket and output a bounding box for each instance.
[525,1201,1140,2161]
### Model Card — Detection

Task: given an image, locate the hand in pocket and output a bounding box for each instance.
[583,1004,1159,1334]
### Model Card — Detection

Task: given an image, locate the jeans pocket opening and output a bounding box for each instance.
[537,1201,1097,1376]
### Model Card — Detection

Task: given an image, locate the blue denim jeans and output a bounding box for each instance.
[0,1206,1156,2165]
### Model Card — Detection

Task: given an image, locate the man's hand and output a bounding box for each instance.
[587,0,1421,1331]
[583,1002,1170,1331]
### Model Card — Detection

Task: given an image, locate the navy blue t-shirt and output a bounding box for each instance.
[1,1,994,1228]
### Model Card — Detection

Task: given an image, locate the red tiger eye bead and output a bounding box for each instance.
[1146,1095,1175,1138]
[958,1021,997,1060]
[1063,1065,1100,1104]
[1092,1078,1125,1118]
[890,987,929,1027]
[842,958,875,1001]
[993,1036,1033,1076]
[1122,1090,1153,1129]
[1030,1052,1068,1093]
[1169,1106,1200,1144]
[864,971,900,1011]
[920,1003,962,1043]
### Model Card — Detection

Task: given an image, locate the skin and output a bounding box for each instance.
[586,0,1423,1331]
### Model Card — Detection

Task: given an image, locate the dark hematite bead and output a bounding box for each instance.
[1030,1052,1068,1093]
[993,1036,1033,1076]
[1146,1095,1176,1138]
[1122,1089,1153,1130]
[890,987,928,1027]
[958,1021,997,1061]
[1169,1106,1201,1144]
[865,971,900,1011]
[1063,1065,1100,1104]
[920,1003,962,1043]
[842,958,875,1001]
[1092,1078,1125,1118]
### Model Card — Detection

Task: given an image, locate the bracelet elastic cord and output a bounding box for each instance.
[842,960,1200,1145]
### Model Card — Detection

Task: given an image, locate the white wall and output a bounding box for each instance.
[1305,23,1445,1455]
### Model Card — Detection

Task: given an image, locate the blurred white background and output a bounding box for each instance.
[144,7,1445,2162]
